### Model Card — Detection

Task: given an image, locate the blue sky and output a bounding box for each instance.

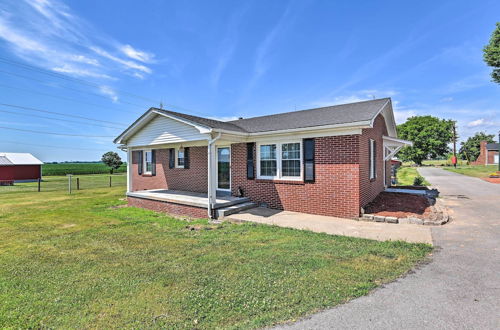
[0,0,499,162]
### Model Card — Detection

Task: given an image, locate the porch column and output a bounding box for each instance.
[207,133,221,218]
[127,148,132,193]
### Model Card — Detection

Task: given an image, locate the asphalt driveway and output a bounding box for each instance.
[277,167,500,329]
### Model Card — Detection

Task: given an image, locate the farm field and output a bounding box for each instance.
[0,186,432,329]
[42,162,127,176]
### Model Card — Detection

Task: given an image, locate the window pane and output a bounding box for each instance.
[178,149,185,166]
[145,151,152,172]
[281,143,300,176]
[282,160,300,176]
[260,145,276,160]
[260,160,277,176]
[282,143,300,159]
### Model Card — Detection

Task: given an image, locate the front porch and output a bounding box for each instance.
[127,189,256,218]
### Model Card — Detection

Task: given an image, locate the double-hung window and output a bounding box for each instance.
[144,150,153,174]
[258,142,302,180]
[369,139,376,180]
[177,148,185,168]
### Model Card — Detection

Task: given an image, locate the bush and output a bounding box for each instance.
[413,176,425,186]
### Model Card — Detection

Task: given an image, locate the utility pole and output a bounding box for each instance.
[452,121,457,168]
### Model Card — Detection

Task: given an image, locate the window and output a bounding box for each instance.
[144,150,153,174]
[177,148,185,168]
[281,143,301,177]
[258,142,302,180]
[259,144,277,177]
[369,139,376,180]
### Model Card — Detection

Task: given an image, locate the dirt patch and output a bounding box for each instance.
[482,177,500,184]
[364,192,432,219]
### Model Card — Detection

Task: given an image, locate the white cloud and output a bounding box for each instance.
[440,97,453,102]
[120,44,155,63]
[0,0,155,83]
[467,119,485,127]
[394,110,417,123]
[99,85,119,103]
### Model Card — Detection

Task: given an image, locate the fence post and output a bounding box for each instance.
[77,177,80,190]
[109,176,112,187]
[67,174,72,194]
[38,178,41,192]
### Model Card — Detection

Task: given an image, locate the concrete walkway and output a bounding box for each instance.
[227,207,433,244]
[275,167,500,330]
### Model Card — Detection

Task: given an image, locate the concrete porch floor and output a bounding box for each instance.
[126,189,249,209]
[226,207,433,244]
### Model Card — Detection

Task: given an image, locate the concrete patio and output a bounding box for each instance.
[226,207,433,244]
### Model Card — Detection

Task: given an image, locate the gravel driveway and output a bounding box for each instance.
[276,167,500,330]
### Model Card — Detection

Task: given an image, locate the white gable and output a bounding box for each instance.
[126,114,209,147]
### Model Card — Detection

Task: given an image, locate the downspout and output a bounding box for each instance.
[207,132,222,218]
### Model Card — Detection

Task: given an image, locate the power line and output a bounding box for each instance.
[0,56,159,104]
[0,109,123,130]
[0,69,148,109]
[0,83,140,115]
[0,126,115,138]
[0,103,127,126]
[0,140,114,152]
[0,56,213,118]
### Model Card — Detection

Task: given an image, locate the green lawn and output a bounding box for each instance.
[0,187,432,329]
[443,165,498,178]
[403,159,468,167]
[396,166,429,186]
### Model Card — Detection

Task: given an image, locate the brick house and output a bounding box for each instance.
[114,98,411,219]
[472,141,499,165]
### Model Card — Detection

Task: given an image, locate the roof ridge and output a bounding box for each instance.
[228,97,390,123]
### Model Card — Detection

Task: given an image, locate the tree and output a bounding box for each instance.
[459,132,495,162]
[101,151,123,174]
[483,22,500,84]
[397,116,454,165]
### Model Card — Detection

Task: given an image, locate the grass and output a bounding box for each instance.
[0,187,432,329]
[402,159,468,167]
[42,162,127,176]
[0,173,126,194]
[443,164,498,178]
[396,166,429,186]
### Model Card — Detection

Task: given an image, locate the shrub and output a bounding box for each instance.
[413,175,425,186]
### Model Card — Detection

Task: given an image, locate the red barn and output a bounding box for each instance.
[0,153,43,183]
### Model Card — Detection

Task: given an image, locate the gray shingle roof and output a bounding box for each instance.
[227,98,390,133]
[156,98,390,134]
[152,108,247,133]
[486,143,499,151]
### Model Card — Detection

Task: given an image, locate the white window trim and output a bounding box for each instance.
[369,139,376,180]
[216,145,231,191]
[176,147,185,168]
[143,149,152,175]
[256,141,303,181]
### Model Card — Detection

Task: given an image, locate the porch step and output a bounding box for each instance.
[216,201,257,219]
[213,197,250,209]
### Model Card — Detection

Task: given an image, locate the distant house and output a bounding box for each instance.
[473,141,499,165]
[0,153,43,183]
[114,98,412,219]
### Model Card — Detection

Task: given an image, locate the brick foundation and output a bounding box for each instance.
[128,196,207,218]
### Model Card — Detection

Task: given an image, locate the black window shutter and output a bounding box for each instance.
[137,151,143,175]
[184,147,190,169]
[168,148,175,169]
[247,143,255,179]
[303,138,315,182]
[151,150,156,176]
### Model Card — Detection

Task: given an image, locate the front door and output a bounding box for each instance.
[217,147,230,190]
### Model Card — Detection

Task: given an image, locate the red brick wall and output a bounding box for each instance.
[128,196,207,218]
[359,115,389,208]
[473,141,499,165]
[131,147,207,193]
[230,135,361,218]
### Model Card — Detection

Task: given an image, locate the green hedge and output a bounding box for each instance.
[42,163,127,176]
